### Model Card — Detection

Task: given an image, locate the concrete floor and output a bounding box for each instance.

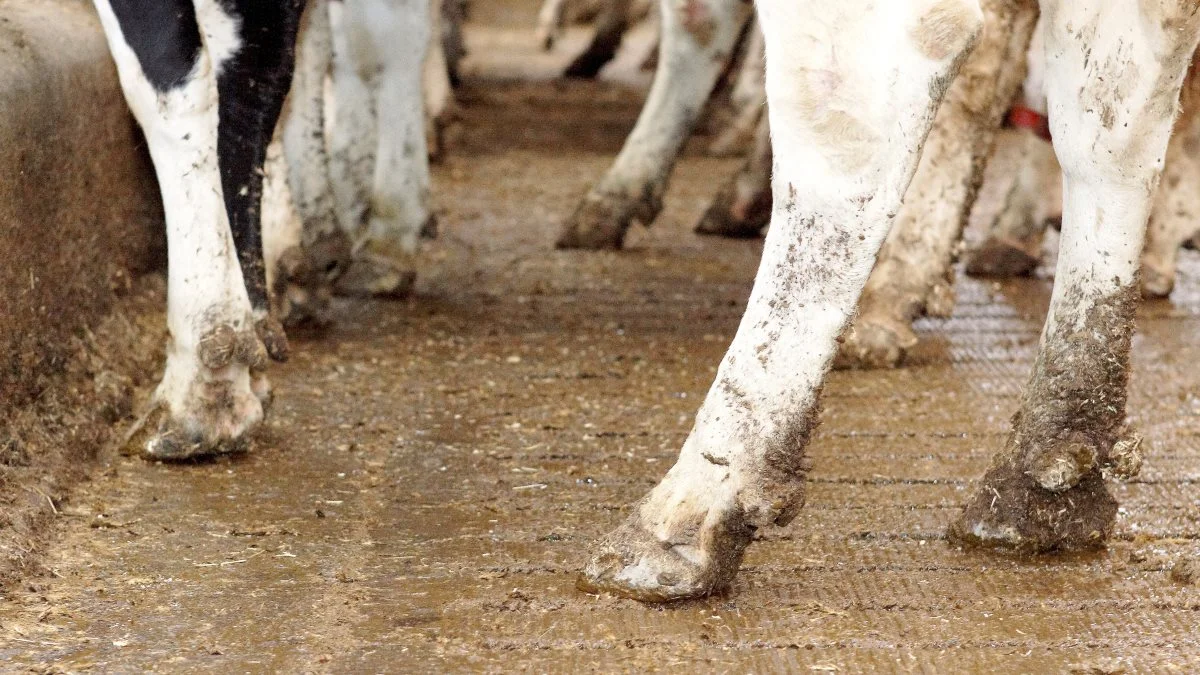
[3,24,1200,675]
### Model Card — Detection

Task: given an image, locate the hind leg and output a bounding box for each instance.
[93,0,274,458]
[213,0,306,402]
[1142,65,1200,299]
[579,0,982,601]
[837,0,1037,369]
[556,0,752,249]
[694,112,772,238]
[333,0,432,298]
[950,0,1200,551]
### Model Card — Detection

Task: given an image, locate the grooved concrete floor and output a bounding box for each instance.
[4,40,1200,675]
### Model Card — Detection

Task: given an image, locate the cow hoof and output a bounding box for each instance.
[335,241,417,299]
[275,229,351,327]
[556,190,660,250]
[948,458,1117,553]
[579,501,753,603]
[1141,264,1174,299]
[126,323,267,461]
[834,317,918,370]
[964,237,1040,277]
[694,185,769,239]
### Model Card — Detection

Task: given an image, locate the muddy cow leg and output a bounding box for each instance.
[556,0,752,249]
[963,126,1060,277]
[267,0,353,328]
[694,112,772,238]
[1142,66,1200,299]
[563,0,633,79]
[964,17,1061,278]
[333,0,433,298]
[92,0,296,458]
[579,0,982,601]
[950,1,1200,552]
[836,0,1036,370]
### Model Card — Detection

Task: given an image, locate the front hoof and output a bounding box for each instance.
[964,237,1040,277]
[948,460,1116,553]
[124,396,259,462]
[335,242,417,299]
[578,509,751,603]
[694,184,769,239]
[834,317,918,370]
[1140,264,1174,299]
[556,190,659,250]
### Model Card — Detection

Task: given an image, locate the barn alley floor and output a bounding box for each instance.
[4,28,1200,675]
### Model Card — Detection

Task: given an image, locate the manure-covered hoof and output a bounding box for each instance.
[693,183,770,239]
[964,237,1041,277]
[125,322,267,461]
[335,241,418,299]
[556,189,660,250]
[578,506,753,603]
[834,317,918,370]
[948,459,1117,553]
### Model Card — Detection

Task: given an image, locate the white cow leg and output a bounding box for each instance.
[423,0,455,162]
[335,0,432,298]
[950,0,1200,551]
[556,0,752,249]
[1142,67,1200,298]
[838,0,1037,369]
[93,0,266,458]
[964,14,1063,278]
[579,0,982,601]
[694,112,772,238]
[271,0,351,326]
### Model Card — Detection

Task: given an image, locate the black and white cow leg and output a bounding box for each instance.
[330,0,432,299]
[579,0,981,601]
[1141,70,1200,299]
[556,0,752,250]
[836,0,1036,370]
[694,112,771,239]
[213,0,305,406]
[950,1,1200,552]
[92,0,291,459]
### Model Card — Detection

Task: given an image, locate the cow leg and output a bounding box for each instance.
[707,18,765,158]
[212,0,304,385]
[1142,66,1200,298]
[92,0,269,458]
[837,0,1036,370]
[563,0,633,79]
[950,1,1200,552]
[271,0,353,327]
[964,15,1062,278]
[579,0,982,601]
[694,112,772,238]
[556,0,752,250]
[424,0,455,163]
[963,126,1060,277]
[333,0,432,298]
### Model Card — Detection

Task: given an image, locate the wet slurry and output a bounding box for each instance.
[5,31,1200,674]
